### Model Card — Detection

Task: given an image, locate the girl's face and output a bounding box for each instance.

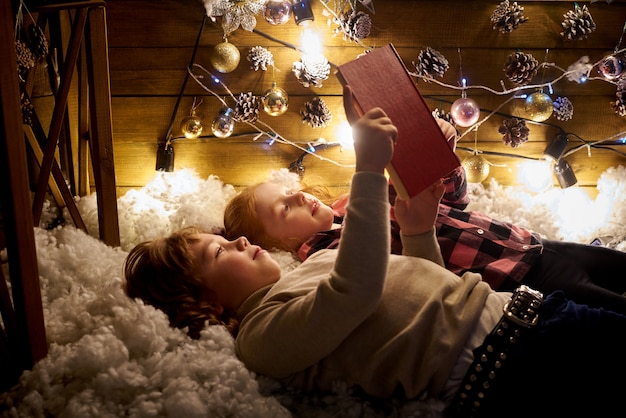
[189,233,281,310]
[253,182,335,251]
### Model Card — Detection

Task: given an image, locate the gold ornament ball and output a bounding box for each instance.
[462,154,490,183]
[262,83,289,116]
[509,99,528,118]
[210,41,240,73]
[180,114,203,139]
[523,92,554,122]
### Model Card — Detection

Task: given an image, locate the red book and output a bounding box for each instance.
[336,43,460,199]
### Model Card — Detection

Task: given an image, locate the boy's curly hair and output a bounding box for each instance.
[123,226,239,338]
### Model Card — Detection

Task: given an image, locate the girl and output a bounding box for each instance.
[223,121,626,315]
[125,88,626,417]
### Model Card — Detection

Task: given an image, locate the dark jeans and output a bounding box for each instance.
[478,291,626,418]
[518,240,626,315]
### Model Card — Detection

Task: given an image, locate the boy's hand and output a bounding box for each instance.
[343,85,397,174]
[392,179,445,236]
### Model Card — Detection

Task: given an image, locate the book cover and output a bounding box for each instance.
[336,43,461,199]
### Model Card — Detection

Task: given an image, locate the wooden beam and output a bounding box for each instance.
[0,0,48,386]
[86,5,120,247]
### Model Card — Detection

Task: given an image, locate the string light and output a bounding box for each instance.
[164,2,626,191]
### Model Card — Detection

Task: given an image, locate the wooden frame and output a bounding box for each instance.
[0,0,120,392]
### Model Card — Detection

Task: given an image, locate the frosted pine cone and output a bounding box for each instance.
[21,92,34,126]
[28,24,49,59]
[499,117,529,148]
[504,51,538,85]
[301,97,332,128]
[292,54,330,88]
[15,40,35,77]
[561,4,596,41]
[612,80,626,117]
[553,97,574,121]
[413,47,449,79]
[335,10,372,42]
[432,108,454,126]
[491,0,528,33]
[247,46,274,71]
[233,92,260,123]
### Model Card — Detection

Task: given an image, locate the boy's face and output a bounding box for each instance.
[189,233,281,310]
[254,182,335,250]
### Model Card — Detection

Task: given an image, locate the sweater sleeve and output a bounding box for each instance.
[235,172,392,377]
[401,228,445,267]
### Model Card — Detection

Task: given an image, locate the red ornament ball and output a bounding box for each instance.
[263,0,292,25]
[450,97,480,127]
[598,54,625,81]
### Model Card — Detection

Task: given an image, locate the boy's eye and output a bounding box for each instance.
[216,246,224,257]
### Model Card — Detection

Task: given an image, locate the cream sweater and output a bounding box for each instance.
[235,172,493,399]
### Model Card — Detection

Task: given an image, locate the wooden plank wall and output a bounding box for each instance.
[100,0,626,197]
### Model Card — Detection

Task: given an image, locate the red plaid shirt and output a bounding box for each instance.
[297,167,543,290]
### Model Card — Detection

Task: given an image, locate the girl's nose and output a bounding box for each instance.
[235,236,249,250]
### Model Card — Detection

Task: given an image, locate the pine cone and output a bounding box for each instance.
[561,4,596,41]
[292,54,330,88]
[21,92,34,126]
[491,0,528,33]
[300,97,332,128]
[498,117,529,148]
[247,46,274,71]
[413,47,449,79]
[612,80,626,117]
[553,97,574,121]
[432,109,455,126]
[28,24,49,59]
[233,92,260,123]
[15,40,35,77]
[335,10,372,42]
[503,51,538,85]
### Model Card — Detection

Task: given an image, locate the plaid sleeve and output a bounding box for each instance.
[441,166,469,210]
[437,206,543,289]
[297,220,344,261]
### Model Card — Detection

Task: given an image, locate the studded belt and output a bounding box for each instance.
[447,285,544,418]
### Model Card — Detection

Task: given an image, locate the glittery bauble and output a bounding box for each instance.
[263,0,292,25]
[262,83,289,116]
[211,109,235,138]
[462,154,490,183]
[598,54,625,81]
[450,97,480,127]
[509,99,528,118]
[180,113,203,139]
[210,41,240,73]
[523,92,553,122]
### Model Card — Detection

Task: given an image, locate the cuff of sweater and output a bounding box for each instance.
[401,228,445,266]
[350,171,389,202]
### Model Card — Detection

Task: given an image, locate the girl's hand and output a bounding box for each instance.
[343,85,397,174]
[392,179,445,236]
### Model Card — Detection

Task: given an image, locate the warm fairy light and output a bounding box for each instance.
[299,29,323,56]
[518,160,553,192]
[552,186,611,240]
[336,121,354,150]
